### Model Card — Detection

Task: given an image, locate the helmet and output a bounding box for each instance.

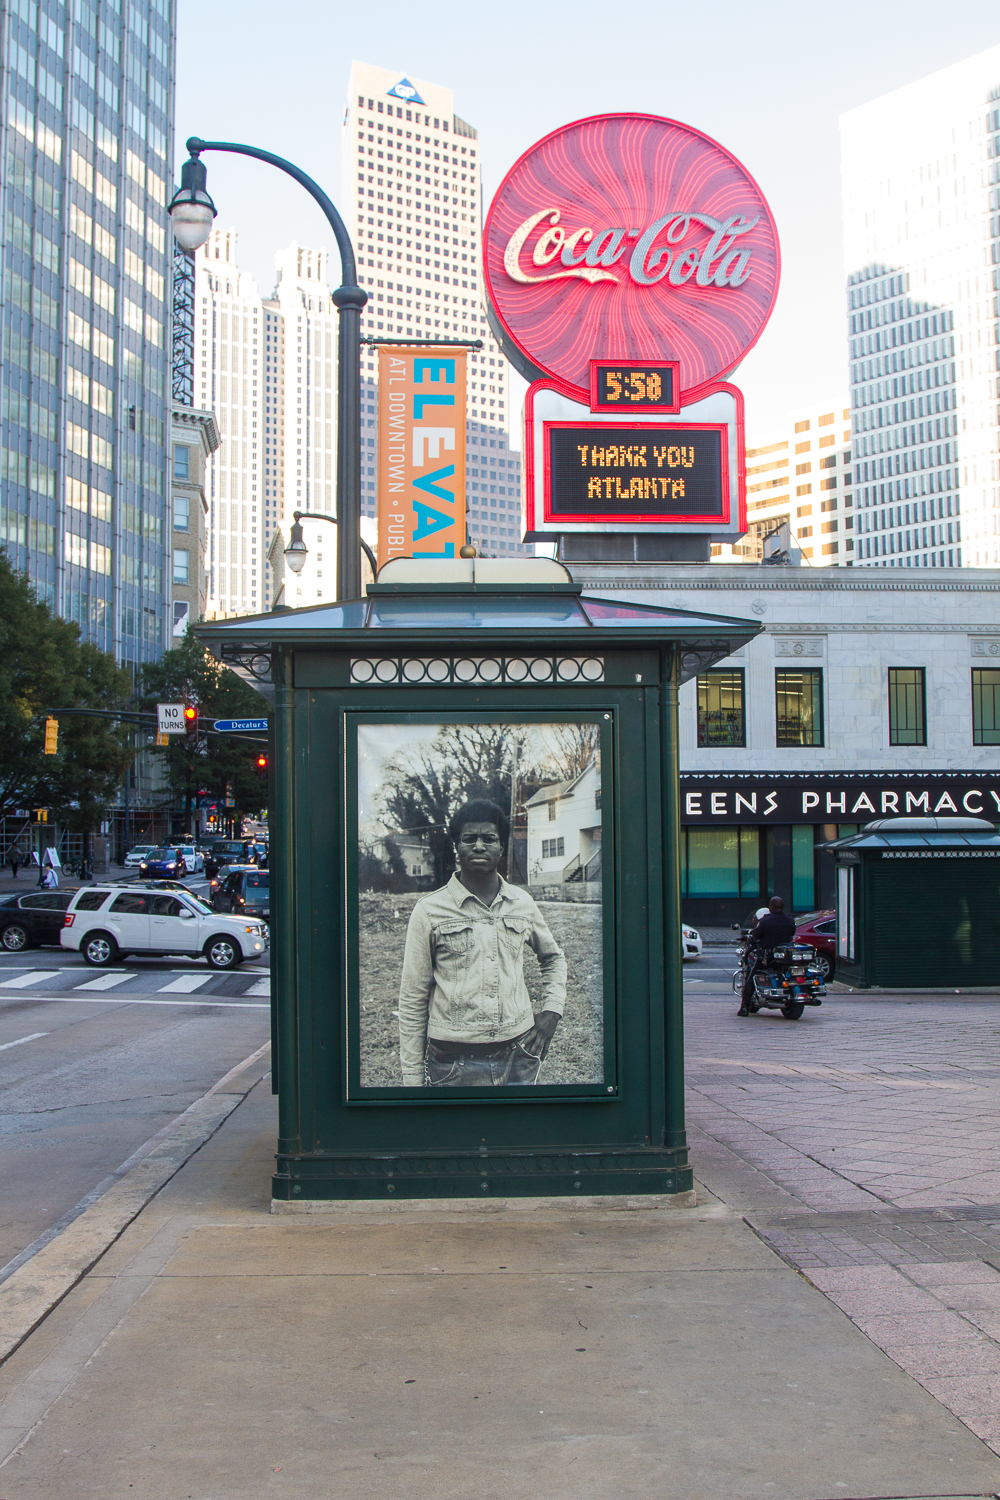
[755,908,769,920]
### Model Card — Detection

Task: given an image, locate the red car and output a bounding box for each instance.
[794,910,836,980]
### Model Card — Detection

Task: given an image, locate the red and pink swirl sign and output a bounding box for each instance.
[483,114,780,404]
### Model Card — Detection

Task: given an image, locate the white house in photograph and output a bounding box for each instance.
[525,762,602,887]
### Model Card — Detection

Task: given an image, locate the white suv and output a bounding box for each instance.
[61,885,268,969]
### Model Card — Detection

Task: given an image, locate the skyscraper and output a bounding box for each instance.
[193,229,338,615]
[841,46,1000,569]
[1,0,175,661]
[342,60,527,558]
[712,400,854,566]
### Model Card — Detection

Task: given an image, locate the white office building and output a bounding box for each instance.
[841,45,1000,569]
[342,60,527,557]
[193,231,337,614]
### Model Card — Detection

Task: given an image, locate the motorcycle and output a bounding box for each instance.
[731,924,826,1020]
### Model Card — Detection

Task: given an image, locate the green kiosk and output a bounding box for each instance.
[197,559,759,1204]
[827,815,1000,989]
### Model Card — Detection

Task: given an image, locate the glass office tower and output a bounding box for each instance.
[1,0,174,663]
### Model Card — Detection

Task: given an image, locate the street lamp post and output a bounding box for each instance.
[284,510,378,587]
[167,137,368,602]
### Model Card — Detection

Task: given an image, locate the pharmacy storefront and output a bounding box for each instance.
[679,770,1000,925]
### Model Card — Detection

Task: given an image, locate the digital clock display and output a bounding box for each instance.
[590,360,679,413]
[547,423,726,520]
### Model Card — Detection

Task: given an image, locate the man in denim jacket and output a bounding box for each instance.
[398,798,568,1087]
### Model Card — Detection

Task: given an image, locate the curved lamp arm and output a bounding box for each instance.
[290,511,378,582]
[184,137,359,287]
[176,138,367,601]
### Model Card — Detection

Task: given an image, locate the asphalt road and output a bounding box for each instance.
[0,876,271,1273]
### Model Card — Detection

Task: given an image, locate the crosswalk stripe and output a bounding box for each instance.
[0,1031,48,1051]
[156,973,214,994]
[244,977,270,996]
[74,971,138,991]
[0,971,61,989]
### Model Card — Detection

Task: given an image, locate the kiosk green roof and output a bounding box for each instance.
[195,559,760,700]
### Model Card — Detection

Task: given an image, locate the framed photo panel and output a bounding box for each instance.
[344,711,616,1101]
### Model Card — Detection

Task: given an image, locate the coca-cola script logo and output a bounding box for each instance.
[483,114,780,403]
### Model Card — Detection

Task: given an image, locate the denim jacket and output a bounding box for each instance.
[397,874,567,1086]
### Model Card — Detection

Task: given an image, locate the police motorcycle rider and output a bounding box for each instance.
[737,896,796,1016]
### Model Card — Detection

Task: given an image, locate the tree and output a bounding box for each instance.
[375,723,535,885]
[0,549,132,831]
[139,631,270,831]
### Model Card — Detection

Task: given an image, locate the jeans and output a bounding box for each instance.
[424,1033,542,1087]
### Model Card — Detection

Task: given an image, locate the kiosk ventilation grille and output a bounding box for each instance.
[349,656,605,686]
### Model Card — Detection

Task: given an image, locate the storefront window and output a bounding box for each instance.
[972,669,1000,746]
[888,667,926,745]
[697,670,745,747]
[775,669,823,747]
[791,825,815,911]
[682,827,759,897]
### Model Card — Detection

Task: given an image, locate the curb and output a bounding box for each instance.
[271,1190,701,1215]
[0,1041,270,1367]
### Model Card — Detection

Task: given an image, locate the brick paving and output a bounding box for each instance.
[684,983,1000,1458]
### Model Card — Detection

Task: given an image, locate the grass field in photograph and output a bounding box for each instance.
[358,889,604,1087]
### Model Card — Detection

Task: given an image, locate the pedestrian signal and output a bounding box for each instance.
[43,717,58,755]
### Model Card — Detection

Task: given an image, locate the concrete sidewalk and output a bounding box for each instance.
[2,1077,999,1498]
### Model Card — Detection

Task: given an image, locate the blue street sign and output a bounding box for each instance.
[213,718,269,733]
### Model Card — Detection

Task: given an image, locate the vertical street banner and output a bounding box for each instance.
[377,346,467,566]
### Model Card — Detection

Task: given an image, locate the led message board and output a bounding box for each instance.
[524,380,746,540]
[547,424,725,524]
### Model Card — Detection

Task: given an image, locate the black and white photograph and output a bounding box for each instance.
[355,719,606,1089]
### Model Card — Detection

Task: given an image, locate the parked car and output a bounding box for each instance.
[212,868,270,922]
[205,840,256,878]
[138,848,190,879]
[61,884,269,968]
[0,891,73,951]
[123,845,155,869]
[794,909,836,980]
[682,924,703,961]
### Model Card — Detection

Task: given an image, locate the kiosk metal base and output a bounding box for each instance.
[272,1147,693,1203]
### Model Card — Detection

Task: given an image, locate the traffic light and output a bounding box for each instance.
[43,717,58,755]
[256,753,268,780]
[184,704,198,738]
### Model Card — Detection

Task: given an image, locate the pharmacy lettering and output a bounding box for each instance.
[680,773,1000,825]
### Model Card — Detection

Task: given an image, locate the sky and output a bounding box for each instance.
[176,0,1000,439]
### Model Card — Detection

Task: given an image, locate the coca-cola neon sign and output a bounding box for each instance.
[483,114,780,404]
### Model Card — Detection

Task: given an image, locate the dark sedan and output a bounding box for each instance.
[794,909,836,980]
[0,892,73,951]
[211,868,270,922]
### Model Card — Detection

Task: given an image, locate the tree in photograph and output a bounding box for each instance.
[0,549,132,834]
[140,631,269,832]
[376,723,538,885]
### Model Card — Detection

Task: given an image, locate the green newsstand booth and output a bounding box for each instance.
[827,815,1000,989]
[197,559,759,1204]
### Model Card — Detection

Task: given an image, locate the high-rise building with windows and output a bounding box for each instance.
[1,0,174,662]
[194,229,338,614]
[712,400,854,566]
[841,45,1000,569]
[342,60,527,558]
